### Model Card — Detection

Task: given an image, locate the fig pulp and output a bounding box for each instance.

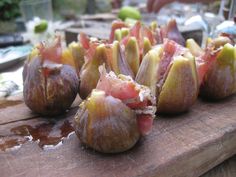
[136,39,198,114]
[74,90,140,153]
[23,37,79,116]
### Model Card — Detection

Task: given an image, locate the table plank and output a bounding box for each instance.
[0,95,236,177]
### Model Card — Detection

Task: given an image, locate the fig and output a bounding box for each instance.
[74,89,140,153]
[79,44,107,99]
[23,37,79,116]
[200,41,236,99]
[136,39,198,114]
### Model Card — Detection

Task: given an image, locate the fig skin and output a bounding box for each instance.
[200,43,236,100]
[79,44,107,99]
[125,37,140,76]
[23,56,79,116]
[157,56,199,113]
[74,90,140,153]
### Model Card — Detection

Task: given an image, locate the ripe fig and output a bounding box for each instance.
[136,39,198,114]
[23,37,79,116]
[74,89,140,153]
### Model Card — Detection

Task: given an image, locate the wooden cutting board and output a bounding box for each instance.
[0,94,236,177]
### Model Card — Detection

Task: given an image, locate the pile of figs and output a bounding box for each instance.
[23,19,236,153]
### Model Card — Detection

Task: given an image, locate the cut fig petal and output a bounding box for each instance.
[106,41,134,77]
[136,46,163,95]
[121,28,129,38]
[109,21,128,43]
[68,42,85,72]
[74,90,140,153]
[61,48,76,68]
[125,37,140,76]
[186,39,204,57]
[117,44,135,77]
[160,19,185,46]
[38,36,62,63]
[79,33,90,49]
[143,37,152,56]
[79,44,108,99]
[114,29,122,41]
[157,56,198,113]
[200,43,236,99]
[142,26,155,45]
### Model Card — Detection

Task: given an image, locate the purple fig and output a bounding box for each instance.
[23,37,79,116]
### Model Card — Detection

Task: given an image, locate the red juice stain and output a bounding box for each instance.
[0,119,75,151]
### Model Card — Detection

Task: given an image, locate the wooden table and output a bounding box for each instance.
[1,92,236,177]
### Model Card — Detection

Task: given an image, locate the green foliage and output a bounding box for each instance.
[0,0,21,21]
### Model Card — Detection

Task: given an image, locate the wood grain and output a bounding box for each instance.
[0,95,236,177]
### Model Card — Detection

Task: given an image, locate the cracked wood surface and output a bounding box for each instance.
[0,94,236,177]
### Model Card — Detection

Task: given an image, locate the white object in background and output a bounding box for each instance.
[24,17,62,45]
